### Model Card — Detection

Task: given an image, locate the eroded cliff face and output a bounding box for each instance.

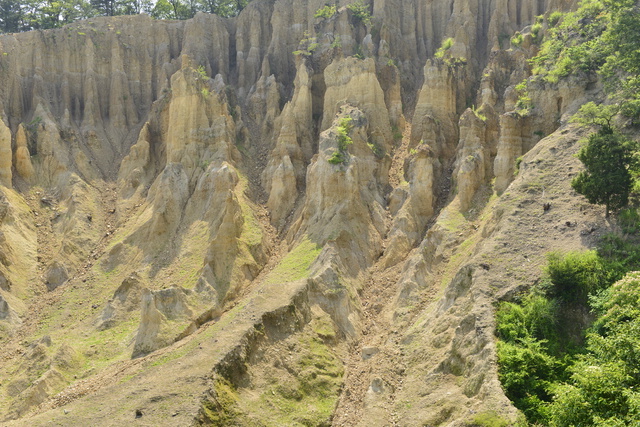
[0,0,601,425]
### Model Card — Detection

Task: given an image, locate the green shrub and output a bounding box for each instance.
[510,31,523,47]
[347,0,371,26]
[571,128,636,218]
[367,142,383,158]
[514,94,533,117]
[469,410,511,427]
[435,37,454,59]
[514,156,523,174]
[314,4,336,19]
[597,233,640,277]
[498,235,640,426]
[548,271,640,425]
[328,150,345,164]
[197,65,207,78]
[618,208,640,234]
[327,116,353,165]
[546,250,612,305]
[293,31,319,56]
[548,11,563,27]
[531,22,543,44]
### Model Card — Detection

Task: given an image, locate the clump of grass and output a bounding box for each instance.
[347,0,371,26]
[435,37,454,59]
[263,237,322,284]
[510,31,523,47]
[314,4,336,19]
[328,116,353,165]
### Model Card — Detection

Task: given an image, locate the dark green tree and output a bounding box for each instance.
[0,0,23,32]
[571,127,636,217]
[196,0,246,17]
[548,271,640,425]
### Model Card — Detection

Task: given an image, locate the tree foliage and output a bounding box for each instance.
[0,0,249,32]
[529,0,640,123]
[571,127,636,217]
[497,243,640,426]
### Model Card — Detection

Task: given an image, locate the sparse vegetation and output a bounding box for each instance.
[196,64,207,79]
[328,116,354,165]
[434,37,454,59]
[293,31,319,57]
[514,156,523,174]
[314,4,336,19]
[263,237,322,284]
[510,31,523,47]
[471,105,487,122]
[367,141,383,158]
[347,0,371,26]
[529,0,640,126]
[468,410,511,427]
[547,11,563,27]
[531,16,543,44]
[392,125,403,141]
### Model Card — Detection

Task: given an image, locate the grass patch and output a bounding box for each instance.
[263,237,322,285]
[242,332,343,426]
[467,410,511,427]
[236,173,263,248]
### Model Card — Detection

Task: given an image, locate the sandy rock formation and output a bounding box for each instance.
[133,286,194,357]
[322,57,392,152]
[0,117,11,188]
[412,59,460,155]
[118,122,153,199]
[45,261,69,291]
[290,106,386,272]
[494,112,531,194]
[165,64,236,188]
[0,1,597,425]
[454,108,490,211]
[13,125,34,182]
[97,274,145,330]
[382,147,435,268]
[262,61,313,228]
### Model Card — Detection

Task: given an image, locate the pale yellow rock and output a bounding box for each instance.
[262,62,313,228]
[454,109,488,211]
[118,122,152,197]
[290,106,386,272]
[13,125,33,181]
[165,65,236,187]
[0,118,12,188]
[382,147,435,268]
[322,57,392,152]
[412,59,458,158]
[494,113,526,194]
[133,287,194,357]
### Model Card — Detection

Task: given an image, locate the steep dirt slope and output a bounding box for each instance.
[0,0,609,425]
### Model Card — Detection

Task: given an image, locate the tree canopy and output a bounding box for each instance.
[0,0,249,32]
[571,127,636,217]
